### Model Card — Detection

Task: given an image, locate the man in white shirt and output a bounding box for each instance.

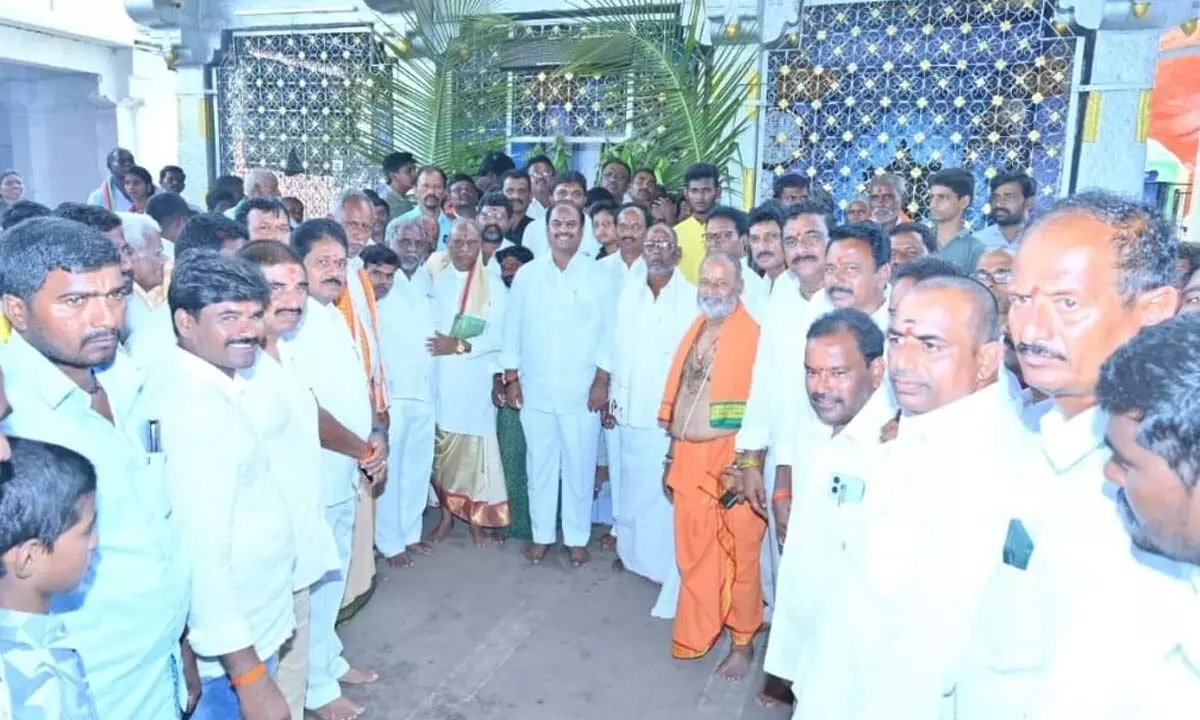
[0,217,194,719]
[759,308,896,707]
[598,222,695,585]
[956,192,1183,720]
[502,201,610,568]
[525,155,556,222]
[745,203,788,304]
[790,275,1030,718]
[117,212,168,342]
[1093,313,1200,718]
[520,172,598,259]
[427,219,510,545]
[704,206,768,319]
[374,217,438,569]
[237,240,341,720]
[285,219,385,720]
[153,250,294,720]
[973,172,1035,250]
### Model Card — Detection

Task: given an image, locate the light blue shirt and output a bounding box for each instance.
[399,206,453,250]
[0,608,99,719]
[0,334,191,720]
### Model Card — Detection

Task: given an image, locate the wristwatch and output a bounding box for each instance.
[456,340,467,354]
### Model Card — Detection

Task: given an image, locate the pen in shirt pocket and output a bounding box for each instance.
[147,419,162,453]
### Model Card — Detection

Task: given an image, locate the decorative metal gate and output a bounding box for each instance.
[211,27,383,216]
[757,0,1080,220]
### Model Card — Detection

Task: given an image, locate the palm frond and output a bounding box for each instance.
[556,0,756,188]
[347,0,511,171]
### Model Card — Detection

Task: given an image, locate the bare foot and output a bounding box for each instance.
[756,674,794,708]
[407,541,434,556]
[312,696,364,720]
[568,546,590,567]
[525,543,548,565]
[598,532,616,550]
[715,644,754,682]
[339,666,378,685]
[468,524,487,547]
[430,512,453,543]
[611,557,625,572]
[385,551,413,568]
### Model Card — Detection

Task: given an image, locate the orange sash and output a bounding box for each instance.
[335,268,390,413]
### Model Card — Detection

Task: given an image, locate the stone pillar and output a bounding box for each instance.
[1070,28,1160,197]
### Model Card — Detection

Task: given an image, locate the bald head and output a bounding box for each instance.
[914,276,1000,347]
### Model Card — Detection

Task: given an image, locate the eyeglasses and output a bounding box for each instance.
[972,268,1013,285]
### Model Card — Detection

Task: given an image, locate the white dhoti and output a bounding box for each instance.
[374,398,436,555]
[521,408,600,548]
[614,425,674,583]
[760,452,781,623]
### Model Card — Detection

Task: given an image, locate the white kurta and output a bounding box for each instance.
[124,300,176,374]
[763,385,897,683]
[600,270,697,587]
[374,268,438,554]
[501,252,608,547]
[790,383,1036,719]
[240,350,340,592]
[741,258,772,322]
[431,266,507,437]
[956,405,1200,720]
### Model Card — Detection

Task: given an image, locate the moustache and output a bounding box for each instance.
[274,307,302,317]
[828,284,854,296]
[755,250,776,261]
[793,253,820,264]
[226,336,260,348]
[810,392,842,407]
[1016,342,1067,361]
[322,278,343,287]
[81,328,120,346]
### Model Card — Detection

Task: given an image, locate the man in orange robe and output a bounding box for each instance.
[658,251,765,681]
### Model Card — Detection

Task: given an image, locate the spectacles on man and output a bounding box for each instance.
[972,268,1012,285]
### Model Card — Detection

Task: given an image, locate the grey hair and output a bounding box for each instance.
[647,222,678,246]
[847,193,870,208]
[385,216,426,247]
[868,173,906,201]
[244,168,278,197]
[330,188,372,219]
[701,250,743,283]
[911,275,1001,344]
[449,216,482,240]
[115,212,162,251]
[1027,190,1177,299]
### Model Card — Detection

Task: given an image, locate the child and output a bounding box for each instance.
[0,436,99,718]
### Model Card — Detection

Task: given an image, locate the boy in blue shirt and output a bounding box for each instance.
[0,435,100,718]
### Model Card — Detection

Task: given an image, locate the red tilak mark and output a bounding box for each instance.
[902,326,916,337]
[1029,286,1042,300]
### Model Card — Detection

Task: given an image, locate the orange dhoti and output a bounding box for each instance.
[667,434,767,659]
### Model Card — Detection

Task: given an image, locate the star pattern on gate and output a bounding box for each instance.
[213,30,381,215]
[760,0,1078,221]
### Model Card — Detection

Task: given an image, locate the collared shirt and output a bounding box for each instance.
[764,385,897,683]
[282,297,374,507]
[124,301,177,373]
[377,266,436,403]
[673,215,705,284]
[599,269,697,429]
[741,259,772,322]
[521,213,598,260]
[501,252,608,413]
[973,222,1021,250]
[239,349,340,592]
[957,404,1200,720]
[399,207,453,249]
[381,184,415,219]
[0,609,99,719]
[152,348,295,678]
[936,226,987,274]
[86,176,133,212]
[431,265,507,437]
[0,334,189,720]
[792,383,1036,719]
[597,252,646,302]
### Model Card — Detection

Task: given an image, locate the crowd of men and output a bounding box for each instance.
[0,142,1198,720]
